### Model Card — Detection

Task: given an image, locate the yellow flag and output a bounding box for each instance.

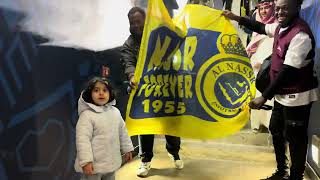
[126,0,256,139]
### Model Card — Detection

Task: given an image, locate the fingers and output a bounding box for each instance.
[87,168,93,176]
[129,76,137,89]
[86,169,93,176]
[129,80,137,89]
[83,163,94,176]
[125,152,133,162]
[249,101,256,109]
[249,99,259,109]
[128,153,133,161]
[84,168,93,176]
[249,102,260,109]
[130,81,137,89]
[249,98,265,110]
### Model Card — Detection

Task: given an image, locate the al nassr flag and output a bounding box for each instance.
[126,0,256,139]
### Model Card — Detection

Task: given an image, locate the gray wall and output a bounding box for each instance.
[300,0,320,175]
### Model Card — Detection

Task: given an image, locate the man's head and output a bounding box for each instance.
[128,7,145,41]
[257,0,275,22]
[275,0,303,27]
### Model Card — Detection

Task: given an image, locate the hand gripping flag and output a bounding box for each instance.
[126,0,256,139]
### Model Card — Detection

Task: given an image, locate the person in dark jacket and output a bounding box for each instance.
[223,0,319,179]
[120,7,183,178]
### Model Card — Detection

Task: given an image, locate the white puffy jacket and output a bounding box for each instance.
[74,93,134,174]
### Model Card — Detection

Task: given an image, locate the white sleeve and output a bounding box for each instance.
[76,112,94,167]
[264,23,278,37]
[283,32,313,68]
[118,111,134,154]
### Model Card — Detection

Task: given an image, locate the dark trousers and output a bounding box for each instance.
[140,135,181,162]
[269,101,312,179]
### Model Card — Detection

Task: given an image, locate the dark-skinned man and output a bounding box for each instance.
[120,7,183,177]
[223,0,319,179]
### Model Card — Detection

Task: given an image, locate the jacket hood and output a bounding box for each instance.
[78,91,116,115]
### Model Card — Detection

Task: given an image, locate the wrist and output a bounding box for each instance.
[235,16,241,22]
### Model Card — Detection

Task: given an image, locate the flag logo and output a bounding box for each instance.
[126,0,256,139]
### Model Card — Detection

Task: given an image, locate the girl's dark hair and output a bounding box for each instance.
[128,7,146,18]
[82,77,115,105]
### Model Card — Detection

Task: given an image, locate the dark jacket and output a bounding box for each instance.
[120,35,140,79]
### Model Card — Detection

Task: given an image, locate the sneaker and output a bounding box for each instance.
[136,162,151,177]
[260,170,289,180]
[174,159,184,169]
[168,153,184,169]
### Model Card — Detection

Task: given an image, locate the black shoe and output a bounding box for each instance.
[260,170,289,180]
[288,175,303,180]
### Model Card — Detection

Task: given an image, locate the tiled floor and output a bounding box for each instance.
[116,131,310,180]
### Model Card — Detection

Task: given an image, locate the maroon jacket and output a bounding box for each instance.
[270,17,318,95]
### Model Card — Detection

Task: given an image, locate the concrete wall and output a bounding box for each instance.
[0,6,136,180]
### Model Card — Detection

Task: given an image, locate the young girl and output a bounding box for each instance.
[74,77,134,180]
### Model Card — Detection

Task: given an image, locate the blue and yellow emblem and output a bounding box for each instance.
[126,0,256,139]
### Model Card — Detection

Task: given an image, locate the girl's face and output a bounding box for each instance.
[91,81,110,106]
[259,4,272,19]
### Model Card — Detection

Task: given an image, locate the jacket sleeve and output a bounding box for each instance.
[118,113,134,154]
[76,112,94,167]
[120,41,137,79]
[239,17,267,35]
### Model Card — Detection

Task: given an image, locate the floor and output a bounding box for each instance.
[116,130,310,180]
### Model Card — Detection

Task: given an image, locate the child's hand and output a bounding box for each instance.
[82,162,94,175]
[124,152,133,162]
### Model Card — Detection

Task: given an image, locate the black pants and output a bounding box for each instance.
[269,101,312,179]
[140,135,181,162]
